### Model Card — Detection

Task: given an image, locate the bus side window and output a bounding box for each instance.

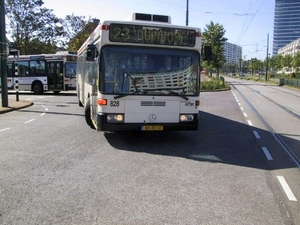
[7,63,13,76]
[31,60,45,75]
[18,61,29,77]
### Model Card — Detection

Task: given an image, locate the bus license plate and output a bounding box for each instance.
[142,125,163,131]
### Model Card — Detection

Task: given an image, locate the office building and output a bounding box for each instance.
[273,0,300,55]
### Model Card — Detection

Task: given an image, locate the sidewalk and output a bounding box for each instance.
[0,98,33,114]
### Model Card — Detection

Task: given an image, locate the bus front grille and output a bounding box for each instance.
[141,101,166,106]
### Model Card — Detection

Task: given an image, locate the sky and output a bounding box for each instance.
[42,0,274,60]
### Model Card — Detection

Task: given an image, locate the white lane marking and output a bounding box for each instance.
[45,108,48,111]
[40,113,46,116]
[243,112,248,117]
[247,120,253,126]
[262,147,273,160]
[238,103,241,106]
[24,119,35,124]
[240,107,244,111]
[277,176,297,201]
[0,128,11,132]
[253,131,260,139]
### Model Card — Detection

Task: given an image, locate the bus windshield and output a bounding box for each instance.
[65,62,77,78]
[100,46,200,96]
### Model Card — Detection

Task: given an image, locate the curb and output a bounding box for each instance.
[0,102,34,114]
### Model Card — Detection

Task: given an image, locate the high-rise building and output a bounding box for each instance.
[224,42,242,64]
[273,0,300,56]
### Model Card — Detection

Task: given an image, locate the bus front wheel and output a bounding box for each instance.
[32,82,43,95]
[85,98,95,129]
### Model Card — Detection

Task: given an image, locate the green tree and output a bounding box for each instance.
[272,54,284,71]
[248,58,263,75]
[292,52,300,72]
[202,21,228,79]
[283,54,293,70]
[68,19,99,53]
[5,0,62,54]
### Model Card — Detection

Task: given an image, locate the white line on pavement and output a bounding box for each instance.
[277,176,297,201]
[262,147,273,160]
[253,131,260,139]
[0,128,11,132]
[24,119,35,124]
[247,120,253,126]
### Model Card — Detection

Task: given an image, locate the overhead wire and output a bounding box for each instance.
[235,0,267,45]
[236,0,253,44]
[151,0,270,53]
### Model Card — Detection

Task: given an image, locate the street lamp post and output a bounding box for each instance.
[186,0,189,26]
[0,0,8,107]
[265,33,269,81]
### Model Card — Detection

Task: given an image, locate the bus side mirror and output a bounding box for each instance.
[86,45,99,62]
[202,45,213,61]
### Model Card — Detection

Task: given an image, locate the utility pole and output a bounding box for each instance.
[186,0,189,26]
[265,33,269,81]
[0,0,8,107]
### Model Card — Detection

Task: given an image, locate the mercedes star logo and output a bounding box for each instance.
[148,114,157,122]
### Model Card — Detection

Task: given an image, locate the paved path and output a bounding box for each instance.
[0,97,33,114]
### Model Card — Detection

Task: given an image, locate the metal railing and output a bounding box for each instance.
[279,78,300,88]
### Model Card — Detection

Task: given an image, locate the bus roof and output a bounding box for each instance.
[7,52,77,61]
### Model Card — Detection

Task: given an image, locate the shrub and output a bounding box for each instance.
[200,77,230,91]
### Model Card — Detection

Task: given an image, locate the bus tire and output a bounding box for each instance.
[53,91,60,94]
[32,81,43,94]
[85,98,94,129]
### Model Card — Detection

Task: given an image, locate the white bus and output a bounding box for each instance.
[7,51,77,94]
[77,13,211,131]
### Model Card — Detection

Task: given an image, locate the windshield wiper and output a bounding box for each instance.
[114,90,148,99]
[142,88,189,100]
[123,72,141,93]
[114,94,129,99]
[168,90,189,100]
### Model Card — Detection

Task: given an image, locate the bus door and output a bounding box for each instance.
[47,61,64,90]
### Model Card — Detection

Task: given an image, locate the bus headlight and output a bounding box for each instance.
[180,114,194,122]
[107,114,124,123]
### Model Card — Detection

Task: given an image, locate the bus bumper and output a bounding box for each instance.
[95,113,199,132]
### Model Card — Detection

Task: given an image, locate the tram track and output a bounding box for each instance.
[268,85,300,98]
[230,82,300,168]
[245,85,300,120]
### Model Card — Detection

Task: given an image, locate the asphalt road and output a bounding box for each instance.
[0,83,299,224]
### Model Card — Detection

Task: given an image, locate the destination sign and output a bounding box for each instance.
[109,23,196,47]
